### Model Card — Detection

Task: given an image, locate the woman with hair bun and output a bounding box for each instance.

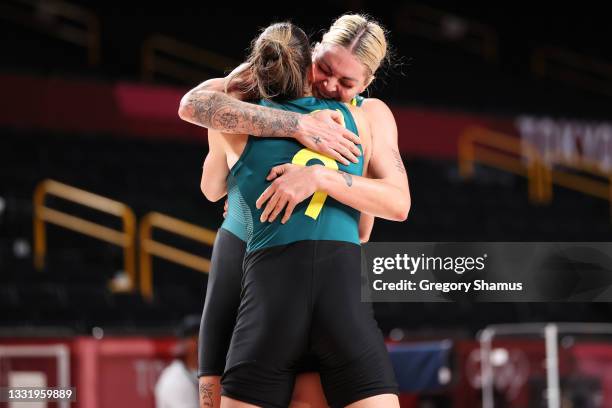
[180,16,409,408]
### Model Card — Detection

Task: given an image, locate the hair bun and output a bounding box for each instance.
[227,22,310,100]
[258,38,288,66]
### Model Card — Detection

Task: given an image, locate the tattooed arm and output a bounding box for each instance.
[180,90,299,137]
[178,86,362,166]
[257,101,411,223]
[190,64,254,98]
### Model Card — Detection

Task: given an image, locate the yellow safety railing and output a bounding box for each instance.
[141,34,239,83]
[539,155,612,221]
[459,127,612,221]
[139,211,216,301]
[0,0,100,66]
[458,126,546,203]
[397,3,498,63]
[532,47,612,97]
[33,179,136,289]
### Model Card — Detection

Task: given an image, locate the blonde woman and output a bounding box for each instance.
[180,15,409,408]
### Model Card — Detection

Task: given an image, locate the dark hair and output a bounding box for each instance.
[176,314,200,338]
[226,22,311,100]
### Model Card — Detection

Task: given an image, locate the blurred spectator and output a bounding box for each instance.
[155,315,200,408]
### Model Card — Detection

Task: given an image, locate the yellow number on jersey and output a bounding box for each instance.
[291,149,338,220]
[290,109,346,220]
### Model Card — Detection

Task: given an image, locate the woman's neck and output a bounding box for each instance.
[302,84,313,97]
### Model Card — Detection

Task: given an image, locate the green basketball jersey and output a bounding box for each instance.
[227,96,364,252]
[219,175,250,241]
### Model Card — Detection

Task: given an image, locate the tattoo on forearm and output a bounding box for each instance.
[215,110,239,130]
[186,91,300,137]
[312,136,322,144]
[339,171,353,187]
[199,382,214,407]
[392,149,406,174]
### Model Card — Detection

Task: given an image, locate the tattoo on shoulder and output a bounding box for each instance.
[199,382,214,407]
[392,149,406,174]
[187,91,300,137]
[339,170,353,187]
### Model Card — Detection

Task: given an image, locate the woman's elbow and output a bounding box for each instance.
[178,94,195,122]
[392,197,411,222]
[359,231,371,243]
[200,182,224,202]
[203,189,225,203]
[178,88,222,124]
